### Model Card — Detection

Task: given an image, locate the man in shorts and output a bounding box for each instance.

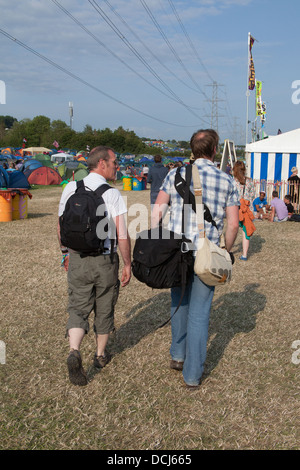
[57,146,131,386]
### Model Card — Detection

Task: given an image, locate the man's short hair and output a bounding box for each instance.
[284,194,292,201]
[272,190,279,198]
[154,154,162,163]
[190,129,219,160]
[87,146,114,170]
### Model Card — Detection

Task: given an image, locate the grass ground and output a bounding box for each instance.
[0,183,299,450]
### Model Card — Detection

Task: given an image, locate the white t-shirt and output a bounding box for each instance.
[58,172,127,252]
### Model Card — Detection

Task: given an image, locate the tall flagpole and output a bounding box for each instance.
[246,32,251,147]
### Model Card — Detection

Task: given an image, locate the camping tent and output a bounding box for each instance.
[7,170,30,189]
[57,161,87,180]
[0,166,9,188]
[73,168,89,181]
[27,167,62,185]
[31,153,52,162]
[50,152,74,163]
[23,159,43,172]
[23,147,52,156]
[245,128,300,182]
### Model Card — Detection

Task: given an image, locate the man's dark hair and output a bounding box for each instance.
[272,190,279,198]
[87,145,114,170]
[284,194,292,201]
[190,129,219,160]
[154,154,162,163]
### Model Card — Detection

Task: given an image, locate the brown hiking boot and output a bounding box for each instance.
[67,349,88,386]
[93,351,112,369]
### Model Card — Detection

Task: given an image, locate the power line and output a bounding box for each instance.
[51,0,202,112]
[167,0,215,85]
[140,0,208,99]
[0,28,202,128]
[102,0,204,99]
[87,0,208,122]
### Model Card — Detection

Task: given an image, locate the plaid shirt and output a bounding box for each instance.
[160,159,240,249]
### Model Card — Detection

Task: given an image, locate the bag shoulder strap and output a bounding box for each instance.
[175,166,195,210]
[192,164,225,247]
[75,180,111,197]
[192,165,205,240]
[175,165,217,230]
[94,183,112,197]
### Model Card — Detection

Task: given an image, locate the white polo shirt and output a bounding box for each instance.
[58,172,127,252]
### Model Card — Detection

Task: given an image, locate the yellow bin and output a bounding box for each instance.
[12,194,28,220]
[0,191,13,222]
[123,177,132,191]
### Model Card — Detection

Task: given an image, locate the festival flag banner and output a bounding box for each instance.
[256,80,266,119]
[256,80,262,116]
[248,35,255,90]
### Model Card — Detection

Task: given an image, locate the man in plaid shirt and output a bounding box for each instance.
[151,129,239,390]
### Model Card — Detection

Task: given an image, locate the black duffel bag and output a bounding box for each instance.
[132,226,194,290]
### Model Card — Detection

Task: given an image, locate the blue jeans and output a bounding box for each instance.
[170,273,215,386]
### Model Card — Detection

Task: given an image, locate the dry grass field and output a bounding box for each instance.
[0,183,299,450]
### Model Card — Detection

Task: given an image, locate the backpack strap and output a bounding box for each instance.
[76,179,85,191]
[79,181,116,262]
[95,184,116,261]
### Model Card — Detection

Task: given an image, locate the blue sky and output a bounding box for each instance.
[0,0,299,145]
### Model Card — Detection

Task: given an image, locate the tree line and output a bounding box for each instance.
[0,115,191,157]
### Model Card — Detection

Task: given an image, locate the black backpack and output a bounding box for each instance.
[59,180,114,256]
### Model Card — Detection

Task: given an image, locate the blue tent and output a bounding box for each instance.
[0,166,9,188]
[7,170,30,189]
[23,159,43,171]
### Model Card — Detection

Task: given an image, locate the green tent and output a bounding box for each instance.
[73,168,89,181]
[32,153,51,162]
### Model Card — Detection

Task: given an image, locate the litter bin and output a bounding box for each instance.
[123,177,132,191]
[132,177,143,191]
[0,190,12,222]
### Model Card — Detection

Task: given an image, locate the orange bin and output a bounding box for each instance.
[0,190,13,222]
[0,189,32,222]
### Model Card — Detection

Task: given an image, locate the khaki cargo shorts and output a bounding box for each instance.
[66,252,120,336]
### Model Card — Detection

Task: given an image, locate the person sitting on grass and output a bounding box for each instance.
[268,190,288,222]
[284,194,294,218]
[253,191,268,219]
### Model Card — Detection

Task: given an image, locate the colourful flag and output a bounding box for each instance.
[256,80,266,118]
[248,35,255,90]
[53,140,59,148]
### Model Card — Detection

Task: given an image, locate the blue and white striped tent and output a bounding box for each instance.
[245,128,300,182]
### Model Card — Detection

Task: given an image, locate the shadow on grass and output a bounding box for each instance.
[85,282,266,383]
[234,233,266,258]
[27,213,53,218]
[86,291,171,382]
[205,282,266,376]
[111,291,171,354]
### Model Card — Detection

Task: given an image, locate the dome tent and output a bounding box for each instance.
[27,167,62,185]
[7,170,30,189]
[23,159,43,171]
[0,166,9,188]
